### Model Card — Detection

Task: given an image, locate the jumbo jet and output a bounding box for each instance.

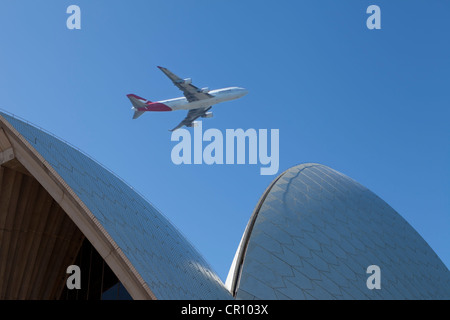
[127,66,248,131]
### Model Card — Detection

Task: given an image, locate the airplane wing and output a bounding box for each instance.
[170,107,212,132]
[158,66,212,102]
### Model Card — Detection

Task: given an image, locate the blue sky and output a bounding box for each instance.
[0,0,448,281]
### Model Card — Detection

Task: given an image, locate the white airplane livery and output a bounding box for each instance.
[127,66,248,131]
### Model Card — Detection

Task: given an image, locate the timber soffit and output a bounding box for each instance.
[0,114,156,300]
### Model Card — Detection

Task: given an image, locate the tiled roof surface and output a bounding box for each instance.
[234,164,450,299]
[1,112,231,300]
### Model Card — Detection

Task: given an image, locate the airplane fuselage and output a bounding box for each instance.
[140,87,248,112]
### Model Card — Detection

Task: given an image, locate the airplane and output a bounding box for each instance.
[127,66,248,131]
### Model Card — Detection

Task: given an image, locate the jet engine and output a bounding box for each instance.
[182,78,192,85]
[198,87,210,93]
[201,112,213,118]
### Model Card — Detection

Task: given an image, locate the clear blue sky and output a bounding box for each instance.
[0,0,448,281]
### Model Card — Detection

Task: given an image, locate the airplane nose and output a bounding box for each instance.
[241,88,249,96]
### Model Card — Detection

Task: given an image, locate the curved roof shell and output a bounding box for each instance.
[0,111,231,300]
[227,163,450,299]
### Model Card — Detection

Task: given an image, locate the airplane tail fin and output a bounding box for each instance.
[127,94,152,120]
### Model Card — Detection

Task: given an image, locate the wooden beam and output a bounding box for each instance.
[0,147,15,166]
[0,168,19,299]
[1,158,32,177]
[0,128,12,152]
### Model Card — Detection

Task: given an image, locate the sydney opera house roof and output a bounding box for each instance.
[0,111,231,300]
[226,164,450,299]
[0,110,449,300]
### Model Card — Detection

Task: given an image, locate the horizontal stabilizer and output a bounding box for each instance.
[127,94,151,120]
[133,110,145,119]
